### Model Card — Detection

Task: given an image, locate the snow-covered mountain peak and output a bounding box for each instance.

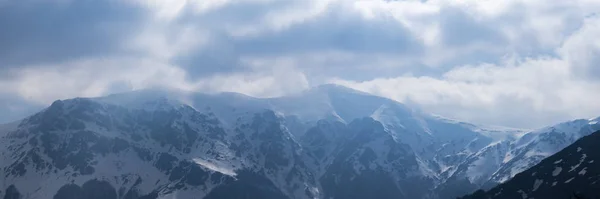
[94,89,190,111]
[312,83,373,96]
[371,103,415,122]
[262,85,372,124]
[538,119,591,134]
[589,116,600,125]
[43,96,202,124]
[71,84,412,128]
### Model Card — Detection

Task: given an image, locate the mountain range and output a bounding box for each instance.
[1,84,599,199]
[459,130,600,199]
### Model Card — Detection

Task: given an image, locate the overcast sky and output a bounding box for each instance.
[1,0,599,128]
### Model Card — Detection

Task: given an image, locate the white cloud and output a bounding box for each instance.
[332,16,600,128]
[193,65,310,97]
[126,23,211,61]
[558,16,600,79]
[0,56,308,105]
[1,0,600,127]
[1,58,192,104]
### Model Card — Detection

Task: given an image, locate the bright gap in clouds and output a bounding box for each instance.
[0,0,599,128]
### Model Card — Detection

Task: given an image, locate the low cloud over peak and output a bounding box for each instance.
[1,0,599,128]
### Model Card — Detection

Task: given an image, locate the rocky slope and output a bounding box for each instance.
[437,117,600,198]
[459,130,600,199]
[0,97,316,199]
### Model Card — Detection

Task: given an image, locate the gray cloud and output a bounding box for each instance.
[0,0,145,70]
[0,94,44,123]
[169,1,424,80]
[1,0,600,128]
[439,6,507,47]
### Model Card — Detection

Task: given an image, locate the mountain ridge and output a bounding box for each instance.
[459,130,600,199]
[1,84,598,199]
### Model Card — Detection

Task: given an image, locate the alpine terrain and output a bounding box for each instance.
[1,84,598,199]
[459,130,600,199]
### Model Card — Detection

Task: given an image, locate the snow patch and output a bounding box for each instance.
[578,167,587,176]
[192,158,237,177]
[517,190,528,199]
[532,179,543,192]
[565,177,575,183]
[577,147,582,152]
[552,167,562,176]
[554,159,562,164]
[569,154,587,172]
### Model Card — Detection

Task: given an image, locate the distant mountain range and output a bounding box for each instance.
[459,130,600,199]
[1,84,598,199]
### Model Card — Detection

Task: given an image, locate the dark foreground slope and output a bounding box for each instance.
[459,130,600,199]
